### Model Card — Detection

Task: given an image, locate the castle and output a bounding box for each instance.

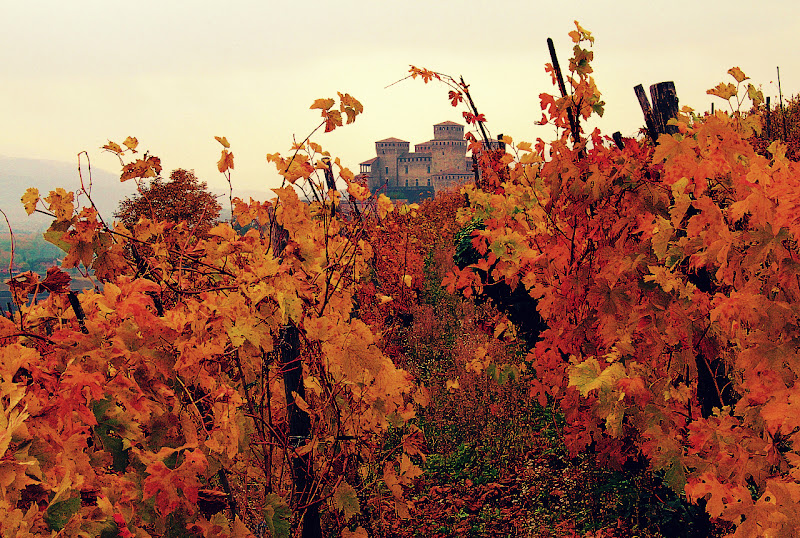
[358,121,473,203]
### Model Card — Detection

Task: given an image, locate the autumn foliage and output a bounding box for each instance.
[439,22,800,537]
[1,93,429,537]
[3,21,800,538]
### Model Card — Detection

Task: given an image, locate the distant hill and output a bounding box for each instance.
[0,156,285,234]
[0,156,136,233]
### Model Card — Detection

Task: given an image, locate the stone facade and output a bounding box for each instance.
[358,121,473,202]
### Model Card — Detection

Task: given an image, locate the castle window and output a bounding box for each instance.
[427,165,430,173]
[405,180,408,187]
[405,166,408,174]
[385,166,389,174]
[415,179,419,187]
[427,178,431,186]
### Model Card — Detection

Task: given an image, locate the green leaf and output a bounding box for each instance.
[262,493,291,538]
[568,358,627,397]
[332,481,361,521]
[44,496,81,531]
[43,220,72,252]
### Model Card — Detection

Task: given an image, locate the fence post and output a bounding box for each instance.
[635,81,679,142]
[272,219,321,538]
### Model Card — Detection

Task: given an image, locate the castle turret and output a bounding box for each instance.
[374,137,409,189]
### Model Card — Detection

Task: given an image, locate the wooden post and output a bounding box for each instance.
[635,82,679,142]
[612,132,625,150]
[778,67,788,141]
[650,82,679,136]
[272,220,321,538]
[634,84,659,143]
[547,38,582,154]
[766,96,771,139]
[321,157,337,220]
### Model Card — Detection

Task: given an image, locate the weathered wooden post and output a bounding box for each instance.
[766,96,772,139]
[635,82,679,142]
[271,220,321,538]
[547,37,582,153]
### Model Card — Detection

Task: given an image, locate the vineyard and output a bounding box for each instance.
[3,23,800,537]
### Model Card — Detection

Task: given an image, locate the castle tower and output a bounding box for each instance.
[374,137,409,189]
[430,121,468,190]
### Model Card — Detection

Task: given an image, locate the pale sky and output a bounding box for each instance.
[1,0,797,195]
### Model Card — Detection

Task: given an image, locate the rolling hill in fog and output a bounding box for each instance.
[0,156,135,233]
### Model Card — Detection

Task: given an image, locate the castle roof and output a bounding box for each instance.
[359,157,379,165]
[434,121,463,127]
[376,137,408,143]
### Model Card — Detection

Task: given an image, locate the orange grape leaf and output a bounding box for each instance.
[332,481,361,521]
[400,453,423,480]
[383,462,403,499]
[44,188,75,221]
[218,149,235,173]
[120,155,162,182]
[685,472,753,519]
[21,187,39,215]
[652,133,698,164]
[122,136,139,152]
[310,98,335,111]
[214,136,230,149]
[323,109,343,133]
[103,140,123,154]
[412,384,430,407]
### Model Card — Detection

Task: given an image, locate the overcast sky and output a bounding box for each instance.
[1,0,797,195]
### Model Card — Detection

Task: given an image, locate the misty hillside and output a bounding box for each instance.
[0,156,136,233]
[0,157,279,233]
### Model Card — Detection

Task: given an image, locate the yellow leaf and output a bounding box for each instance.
[122,136,139,152]
[291,391,311,415]
[747,84,764,107]
[338,92,363,114]
[218,149,234,173]
[706,82,737,101]
[207,223,236,241]
[516,141,533,152]
[102,140,123,154]
[214,136,230,149]
[377,194,394,219]
[402,274,413,287]
[378,294,393,304]
[44,188,74,221]
[568,358,627,397]
[346,180,370,201]
[727,66,748,83]
[310,98,335,111]
[21,188,39,215]
[446,378,460,392]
